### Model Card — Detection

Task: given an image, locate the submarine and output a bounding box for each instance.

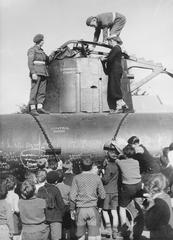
[1,40,173,239]
[0,40,173,174]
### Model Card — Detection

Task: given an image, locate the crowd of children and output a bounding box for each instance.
[0,136,173,240]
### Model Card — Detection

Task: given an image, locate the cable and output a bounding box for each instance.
[112,112,129,141]
[29,113,60,162]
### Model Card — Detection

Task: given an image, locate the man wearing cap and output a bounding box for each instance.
[27,34,53,116]
[86,12,126,48]
[101,36,128,113]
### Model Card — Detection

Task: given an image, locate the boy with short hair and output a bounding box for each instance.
[115,144,142,236]
[70,156,105,240]
[37,170,65,240]
[35,169,47,193]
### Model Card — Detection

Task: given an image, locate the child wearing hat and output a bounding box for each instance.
[101,146,120,239]
[37,170,65,240]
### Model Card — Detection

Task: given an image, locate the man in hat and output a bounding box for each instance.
[27,34,54,116]
[101,36,128,113]
[86,12,126,49]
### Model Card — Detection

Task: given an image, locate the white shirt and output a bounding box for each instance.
[168,150,173,167]
[6,190,19,213]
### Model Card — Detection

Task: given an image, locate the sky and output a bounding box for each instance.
[0,0,173,114]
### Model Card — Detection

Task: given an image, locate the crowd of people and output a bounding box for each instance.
[0,136,173,240]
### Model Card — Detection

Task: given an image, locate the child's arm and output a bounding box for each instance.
[69,178,78,211]
[6,202,14,236]
[102,165,111,185]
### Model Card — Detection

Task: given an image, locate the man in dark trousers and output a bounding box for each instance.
[101,36,128,113]
[86,12,126,49]
[27,34,52,116]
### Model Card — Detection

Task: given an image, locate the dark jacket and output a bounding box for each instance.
[27,45,49,76]
[37,183,65,223]
[133,145,161,173]
[145,192,173,240]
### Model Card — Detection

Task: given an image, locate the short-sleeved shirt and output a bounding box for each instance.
[116,158,141,184]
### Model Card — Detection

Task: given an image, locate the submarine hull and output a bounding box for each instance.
[0,112,173,156]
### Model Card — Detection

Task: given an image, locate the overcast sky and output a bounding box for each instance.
[0,0,173,113]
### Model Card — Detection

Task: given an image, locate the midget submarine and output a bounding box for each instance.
[0,40,173,175]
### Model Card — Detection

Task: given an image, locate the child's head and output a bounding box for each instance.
[63,159,73,173]
[25,171,37,184]
[36,170,47,184]
[21,180,36,199]
[127,136,140,146]
[48,157,58,170]
[5,175,17,191]
[37,158,47,169]
[0,181,8,200]
[91,163,99,175]
[123,144,136,158]
[46,170,63,184]
[145,173,168,196]
[81,156,93,171]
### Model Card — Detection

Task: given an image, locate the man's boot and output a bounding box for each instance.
[30,105,39,116]
[37,104,49,114]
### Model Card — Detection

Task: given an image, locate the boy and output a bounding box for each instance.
[102,147,119,239]
[115,144,142,236]
[70,156,105,240]
[37,170,65,240]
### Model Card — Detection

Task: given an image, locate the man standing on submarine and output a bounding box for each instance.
[27,34,54,116]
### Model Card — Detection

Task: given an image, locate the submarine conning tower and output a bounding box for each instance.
[44,40,134,113]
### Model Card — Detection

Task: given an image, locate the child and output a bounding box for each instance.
[127,136,160,174]
[37,170,65,240]
[70,156,106,240]
[143,173,173,240]
[57,160,75,240]
[19,180,49,240]
[35,169,47,193]
[115,144,142,233]
[0,180,14,240]
[5,175,20,239]
[102,148,119,239]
